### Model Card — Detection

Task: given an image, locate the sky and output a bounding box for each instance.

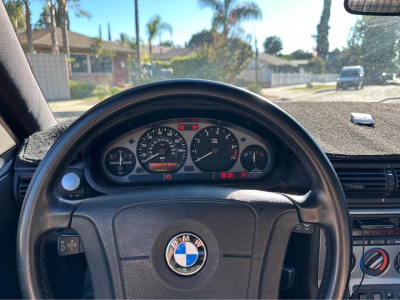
[27,0,359,54]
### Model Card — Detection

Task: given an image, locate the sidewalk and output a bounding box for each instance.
[261,82,336,101]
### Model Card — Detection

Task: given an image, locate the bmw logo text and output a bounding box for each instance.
[165,233,206,275]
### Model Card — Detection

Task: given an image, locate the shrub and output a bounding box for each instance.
[70,81,95,99]
[305,57,326,74]
[94,85,111,100]
[248,83,262,94]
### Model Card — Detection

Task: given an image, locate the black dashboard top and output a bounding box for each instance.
[278,102,400,156]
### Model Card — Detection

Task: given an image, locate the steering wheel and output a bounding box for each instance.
[17,80,351,299]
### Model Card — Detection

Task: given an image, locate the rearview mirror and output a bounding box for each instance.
[345,0,400,15]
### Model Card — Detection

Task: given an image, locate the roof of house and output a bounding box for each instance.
[256,53,298,67]
[290,59,310,66]
[19,28,133,53]
[140,45,173,55]
[152,48,195,60]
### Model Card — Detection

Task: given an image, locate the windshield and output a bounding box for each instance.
[4,0,400,121]
[340,69,359,77]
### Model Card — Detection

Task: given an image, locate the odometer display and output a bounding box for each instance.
[137,127,187,173]
[191,126,239,172]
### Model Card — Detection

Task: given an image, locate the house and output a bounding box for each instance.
[18,29,134,86]
[290,59,310,73]
[152,48,195,62]
[236,53,302,87]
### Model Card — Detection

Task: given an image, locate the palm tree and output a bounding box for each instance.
[22,0,33,53]
[3,0,25,32]
[146,15,172,63]
[198,0,262,37]
[49,0,59,54]
[56,0,91,76]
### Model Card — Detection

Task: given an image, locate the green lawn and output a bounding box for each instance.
[290,84,335,91]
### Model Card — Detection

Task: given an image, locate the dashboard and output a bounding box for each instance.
[101,118,275,184]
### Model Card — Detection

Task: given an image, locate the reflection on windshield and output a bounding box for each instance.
[3,0,400,120]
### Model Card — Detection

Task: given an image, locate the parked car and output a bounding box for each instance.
[368,73,386,85]
[336,66,365,90]
[383,73,394,80]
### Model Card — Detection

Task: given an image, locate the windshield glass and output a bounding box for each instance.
[4,0,400,121]
[340,69,359,77]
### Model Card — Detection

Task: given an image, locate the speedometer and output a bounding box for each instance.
[137,127,187,173]
[191,126,239,172]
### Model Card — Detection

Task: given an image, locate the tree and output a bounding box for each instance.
[22,0,33,53]
[188,29,215,47]
[305,57,325,74]
[146,15,172,62]
[290,49,312,60]
[49,0,59,54]
[34,5,51,30]
[198,0,262,37]
[159,40,173,47]
[263,36,283,55]
[3,0,25,32]
[56,0,91,76]
[358,16,399,73]
[315,0,332,60]
[172,36,252,83]
[134,0,140,71]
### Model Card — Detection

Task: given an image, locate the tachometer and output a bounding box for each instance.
[105,147,135,176]
[137,127,187,173]
[191,126,238,172]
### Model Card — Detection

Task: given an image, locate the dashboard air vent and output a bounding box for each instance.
[18,178,32,202]
[393,169,400,196]
[335,168,388,198]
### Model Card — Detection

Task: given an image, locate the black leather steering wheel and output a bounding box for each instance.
[17,79,351,299]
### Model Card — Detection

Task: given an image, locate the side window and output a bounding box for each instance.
[90,56,112,73]
[0,123,15,155]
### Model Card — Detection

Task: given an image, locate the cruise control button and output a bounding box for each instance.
[58,235,83,256]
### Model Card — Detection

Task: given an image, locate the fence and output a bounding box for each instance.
[26,54,71,101]
[271,73,338,87]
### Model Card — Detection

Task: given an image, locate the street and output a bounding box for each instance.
[262,81,400,103]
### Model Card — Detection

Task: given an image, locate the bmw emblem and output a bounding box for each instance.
[165,233,206,275]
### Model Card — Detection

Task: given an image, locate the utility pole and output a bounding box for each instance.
[99,24,102,40]
[108,22,111,41]
[254,30,259,91]
[134,0,140,73]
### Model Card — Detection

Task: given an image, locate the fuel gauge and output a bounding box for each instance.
[241,145,268,173]
[105,147,135,176]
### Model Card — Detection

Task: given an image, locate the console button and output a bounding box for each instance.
[372,292,382,300]
[358,293,367,300]
[369,239,385,245]
[385,290,394,300]
[386,238,400,245]
[58,235,83,256]
[353,239,369,246]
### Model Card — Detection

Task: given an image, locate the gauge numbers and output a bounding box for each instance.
[137,127,187,173]
[191,126,239,172]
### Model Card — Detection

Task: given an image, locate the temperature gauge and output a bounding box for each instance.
[241,145,268,173]
[105,147,136,176]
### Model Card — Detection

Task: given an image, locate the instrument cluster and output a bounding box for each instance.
[101,118,275,184]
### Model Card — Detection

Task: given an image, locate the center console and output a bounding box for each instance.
[319,210,400,300]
